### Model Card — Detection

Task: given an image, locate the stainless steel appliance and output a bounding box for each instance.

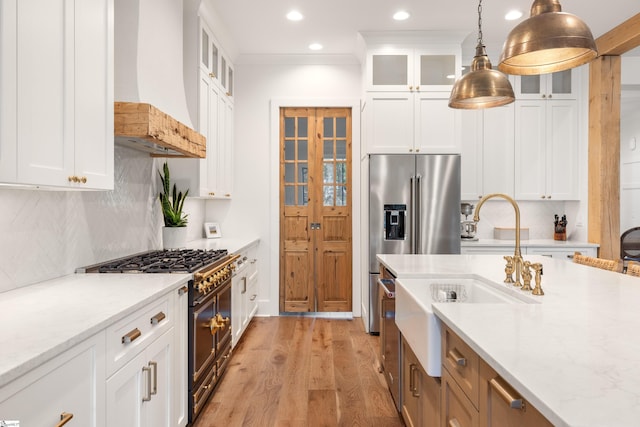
[460,202,478,240]
[379,277,400,411]
[79,249,237,424]
[369,154,461,334]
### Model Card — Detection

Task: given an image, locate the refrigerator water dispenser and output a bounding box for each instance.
[384,204,406,240]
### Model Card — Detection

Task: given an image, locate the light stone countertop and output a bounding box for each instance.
[377,254,640,427]
[461,238,599,248]
[186,236,260,254]
[0,273,190,388]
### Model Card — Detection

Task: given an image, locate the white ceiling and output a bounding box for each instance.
[207,0,639,59]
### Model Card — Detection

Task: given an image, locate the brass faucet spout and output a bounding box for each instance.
[473,193,523,285]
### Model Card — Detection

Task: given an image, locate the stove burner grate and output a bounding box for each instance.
[96,249,228,273]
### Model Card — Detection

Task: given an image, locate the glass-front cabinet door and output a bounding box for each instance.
[199,22,220,82]
[367,50,413,91]
[416,52,457,91]
[515,69,578,100]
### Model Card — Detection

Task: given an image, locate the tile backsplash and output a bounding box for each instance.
[0,146,203,293]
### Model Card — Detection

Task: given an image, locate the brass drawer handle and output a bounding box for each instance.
[448,348,467,366]
[55,412,74,427]
[490,377,524,409]
[142,365,152,402]
[178,285,189,295]
[448,418,461,427]
[150,311,166,325]
[122,328,141,344]
[149,361,158,396]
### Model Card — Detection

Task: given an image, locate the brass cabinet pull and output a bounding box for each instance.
[150,311,166,325]
[122,328,141,344]
[408,363,415,392]
[448,419,462,427]
[242,277,247,294]
[142,366,152,402]
[411,364,420,398]
[149,361,158,396]
[178,285,188,295]
[489,377,524,410]
[66,175,87,184]
[55,412,74,427]
[448,348,467,366]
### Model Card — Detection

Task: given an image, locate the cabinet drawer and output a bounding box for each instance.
[106,293,174,376]
[442,368,479,427]
[442,325,479,409]
[0,332,105,426]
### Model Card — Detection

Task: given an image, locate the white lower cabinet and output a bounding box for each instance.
[231,243,259,347]
[527,246,597,260]
[0,332,106,427]
[106,328,174,427]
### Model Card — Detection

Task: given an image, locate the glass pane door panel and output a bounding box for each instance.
[221,57,227,88]
[284,140,295,160]
[211,42,218,77]
[551,70,572,94]
[336,117,346,137]
[285,118,295,137]
[323,186,334,206]
[285,164,295,183]
[323,140,333,160]
[420,55,455,85]
[336,186,347,206]
[520,75,541,94]
[299,186,308,206]
[285,186,295,205]
[201,30,209,68]
[299,164,308,183]
[323,119,333,137]
[336,140,346,160]
[336,162,346,183]
[323,163,334,184]
[372,55,409,86]
[298,140,308,160]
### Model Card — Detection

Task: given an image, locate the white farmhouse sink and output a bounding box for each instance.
[395,276,538,377]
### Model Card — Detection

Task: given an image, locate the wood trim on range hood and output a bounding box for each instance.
[114,102,206,158]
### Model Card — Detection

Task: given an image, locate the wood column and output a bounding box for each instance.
[588,14,640,259]
[588,56,621,259]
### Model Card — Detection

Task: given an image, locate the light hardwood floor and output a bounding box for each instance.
[192,316,404,427]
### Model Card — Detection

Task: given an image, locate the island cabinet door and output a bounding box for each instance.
[441,368,479,427]
[479,361,552,427]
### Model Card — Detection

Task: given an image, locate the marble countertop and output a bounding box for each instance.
[0,273,190,388]
[461,238,599,248]
[378,254,640,427]
[186,236,260,254]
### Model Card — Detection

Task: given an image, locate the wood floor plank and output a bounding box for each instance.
[192,316,403,427]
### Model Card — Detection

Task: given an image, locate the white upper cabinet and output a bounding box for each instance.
[515,99,579,200]
[461,104,515,200]
[366,46,460,92]
[362,40,462,154]
[170,18,234,199]
[514,69,578,100]
[0,0,114,189]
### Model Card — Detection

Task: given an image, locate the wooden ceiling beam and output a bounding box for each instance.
[595,13,640,55]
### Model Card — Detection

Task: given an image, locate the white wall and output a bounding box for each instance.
[0,146,205,293]
[205,57,362,316]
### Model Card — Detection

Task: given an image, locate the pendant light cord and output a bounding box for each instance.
[477,0,484,46]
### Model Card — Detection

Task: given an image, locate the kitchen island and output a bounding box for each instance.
[378,253,640,427]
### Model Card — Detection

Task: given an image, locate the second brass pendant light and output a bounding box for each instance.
[449,0,515,109]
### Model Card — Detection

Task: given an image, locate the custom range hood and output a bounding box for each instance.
[114,0,205,158]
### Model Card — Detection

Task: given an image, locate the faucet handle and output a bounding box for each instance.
[521,261,533,291]
[531,263,544,296]
[503,256,515,284]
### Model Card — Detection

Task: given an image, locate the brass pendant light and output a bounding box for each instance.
[449,0,515,109]
[498,0,598,75]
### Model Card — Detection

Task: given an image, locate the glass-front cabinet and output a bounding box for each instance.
[367,47,460,92]
[514,69,578,100]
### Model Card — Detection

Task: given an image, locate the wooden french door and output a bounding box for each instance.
[279,107,352,312]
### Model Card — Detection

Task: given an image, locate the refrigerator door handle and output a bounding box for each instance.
[414,174,421,253]
[410,175,416,253]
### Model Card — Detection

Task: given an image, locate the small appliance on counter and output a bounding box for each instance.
[460,202,478,240]
[554,214,567,241]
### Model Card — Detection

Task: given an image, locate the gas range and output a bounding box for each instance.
[79,249,229,274]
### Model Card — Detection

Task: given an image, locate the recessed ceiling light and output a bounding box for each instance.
[287,10,303,21]
[505,10,523,20]
[309,43,323,51]
[393,11,410,21]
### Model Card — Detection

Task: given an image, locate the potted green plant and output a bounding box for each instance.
[158,161,189,249]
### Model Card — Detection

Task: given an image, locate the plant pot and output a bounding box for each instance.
[162,226,188,249]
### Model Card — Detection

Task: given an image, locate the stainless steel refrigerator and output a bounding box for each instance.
[369,154,461,334]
